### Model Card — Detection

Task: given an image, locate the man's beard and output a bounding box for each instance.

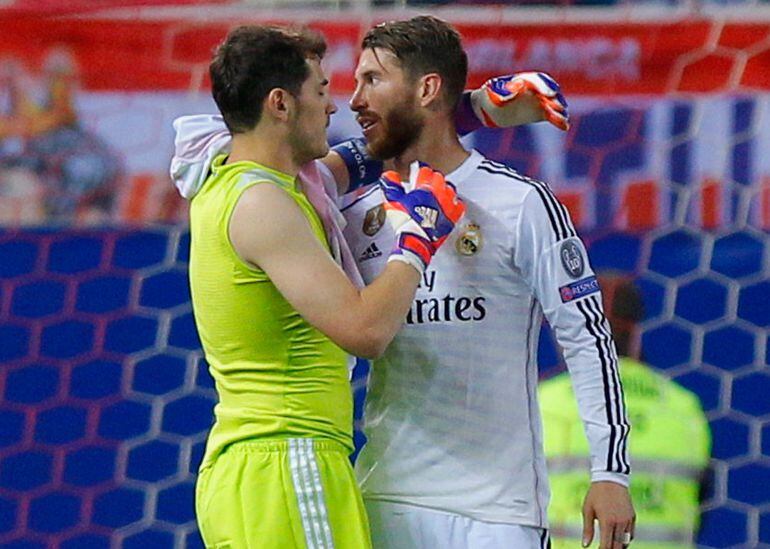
[367,97,424,161]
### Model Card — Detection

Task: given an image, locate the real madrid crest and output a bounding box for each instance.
[363,205,386,236]
[456,222,483,256]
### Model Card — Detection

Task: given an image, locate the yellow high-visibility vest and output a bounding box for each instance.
[540,357,711,548]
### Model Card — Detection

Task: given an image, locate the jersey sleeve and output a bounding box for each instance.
[513,185,631,484]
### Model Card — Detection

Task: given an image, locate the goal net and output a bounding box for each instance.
[0,3,767,547]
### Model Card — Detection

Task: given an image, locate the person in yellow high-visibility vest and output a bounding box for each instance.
[541,273,711,548]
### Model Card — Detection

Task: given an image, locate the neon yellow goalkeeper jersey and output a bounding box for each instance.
[189,154,352,470]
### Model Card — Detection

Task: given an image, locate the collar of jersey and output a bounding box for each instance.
[445,149,484,186]
[212,154,297,190]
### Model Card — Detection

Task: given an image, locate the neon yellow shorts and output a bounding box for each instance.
[196,438,371,549]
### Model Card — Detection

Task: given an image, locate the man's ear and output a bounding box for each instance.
[265,88,293,122]
[417,73,443,109]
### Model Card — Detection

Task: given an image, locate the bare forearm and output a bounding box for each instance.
[352,261,420,357]
[232,166,459,360]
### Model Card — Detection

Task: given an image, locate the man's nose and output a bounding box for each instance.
[349,86,365,111]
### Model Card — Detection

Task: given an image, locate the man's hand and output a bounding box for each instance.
[381,163,465,273]
[470,72,570,131]
[582,481,636,549]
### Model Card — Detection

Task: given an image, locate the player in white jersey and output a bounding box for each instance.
[172,16,622,548]
[341,16,635,549]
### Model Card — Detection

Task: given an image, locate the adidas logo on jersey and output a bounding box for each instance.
[359,242,383,262]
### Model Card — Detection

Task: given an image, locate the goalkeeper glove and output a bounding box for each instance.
[470,72,570,131]
[380,163,465,274]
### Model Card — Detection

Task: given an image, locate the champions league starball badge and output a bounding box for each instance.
[456,222,483,256]
[560,238,584,279]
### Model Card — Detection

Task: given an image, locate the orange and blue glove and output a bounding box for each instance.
[381,163,466,274]
[470,71,569,131]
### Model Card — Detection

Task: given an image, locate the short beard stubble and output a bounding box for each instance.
[366,95,425,161]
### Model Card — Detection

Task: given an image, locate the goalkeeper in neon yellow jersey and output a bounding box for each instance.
[189,25,465,549]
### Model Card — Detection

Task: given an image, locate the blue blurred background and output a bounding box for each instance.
[0,1,769,547]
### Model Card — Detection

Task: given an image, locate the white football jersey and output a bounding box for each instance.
[341,150,630,527]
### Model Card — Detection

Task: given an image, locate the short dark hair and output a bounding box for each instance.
[597,273,644,358]
[210,25,326,134]
[362,16,468,111]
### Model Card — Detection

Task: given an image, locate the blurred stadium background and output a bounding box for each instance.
[0,0,769,547]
